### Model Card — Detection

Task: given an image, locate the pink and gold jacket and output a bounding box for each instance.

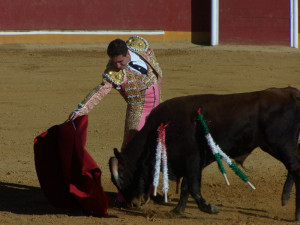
[76,36,162,116]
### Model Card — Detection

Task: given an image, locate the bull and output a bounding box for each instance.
[109,87,300,220]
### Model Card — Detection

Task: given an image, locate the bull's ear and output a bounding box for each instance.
[114,148,122,159]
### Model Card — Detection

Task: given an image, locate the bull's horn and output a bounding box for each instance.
[109,157,121,189]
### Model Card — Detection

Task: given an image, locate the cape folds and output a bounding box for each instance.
[33,115,108,216]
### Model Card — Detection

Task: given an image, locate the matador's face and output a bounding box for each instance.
[110,51,131,70]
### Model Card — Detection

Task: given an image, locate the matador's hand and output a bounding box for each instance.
[68,103,84,121]
[68,109,81,121]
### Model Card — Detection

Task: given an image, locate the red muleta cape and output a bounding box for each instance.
[33,115,108,216]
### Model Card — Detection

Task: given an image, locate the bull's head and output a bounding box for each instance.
[109,148,152,208]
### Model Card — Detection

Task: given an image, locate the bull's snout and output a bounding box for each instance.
[130,194,149,208]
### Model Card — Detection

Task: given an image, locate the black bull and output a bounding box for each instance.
[109,87,300,220]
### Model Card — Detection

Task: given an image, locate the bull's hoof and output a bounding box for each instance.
[172,206,185,214]
[281,193,290,206]
[199,202,219,214]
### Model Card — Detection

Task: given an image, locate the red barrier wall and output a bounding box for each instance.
[219,0,290,45]
[0,0,210,32]
[0,0,297,45]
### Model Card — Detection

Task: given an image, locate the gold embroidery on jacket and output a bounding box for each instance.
[103,67,125,86]
[126,36,149,52]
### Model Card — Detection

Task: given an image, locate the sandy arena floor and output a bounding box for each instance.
[0,41,300,225]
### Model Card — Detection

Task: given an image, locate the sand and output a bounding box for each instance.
[1,41,300,225]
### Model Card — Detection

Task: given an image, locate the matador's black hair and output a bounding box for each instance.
[107,39,128,57]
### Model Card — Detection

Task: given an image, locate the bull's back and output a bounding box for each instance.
[149,87,300,124]
[144,87,300,150]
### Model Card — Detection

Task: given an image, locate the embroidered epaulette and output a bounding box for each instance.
[103,66,126,86]
[126,36,149,52]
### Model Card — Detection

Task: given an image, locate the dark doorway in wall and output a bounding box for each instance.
[191,0,211,45]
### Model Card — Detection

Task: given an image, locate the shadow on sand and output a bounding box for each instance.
[0,181,116,217]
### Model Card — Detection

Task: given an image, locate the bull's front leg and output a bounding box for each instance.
[172,176,219,215]
[188,180,219,214]
[172,177,189,214]
[187,171,219,214]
